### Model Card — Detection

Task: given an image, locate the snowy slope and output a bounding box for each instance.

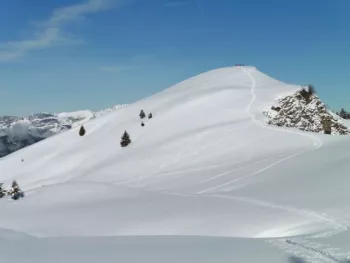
[0,105,125,157]
[1,66,350,263]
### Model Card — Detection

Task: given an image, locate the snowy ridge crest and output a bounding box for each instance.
[263,89,349,135]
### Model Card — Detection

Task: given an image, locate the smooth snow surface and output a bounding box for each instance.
[1,67,350,262]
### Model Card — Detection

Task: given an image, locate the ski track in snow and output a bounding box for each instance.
[117,130,212,185]
[165,192,350,261]
[285,239,343,263]
[197,147,316,194]
[198,158,272,184]
[165,192,349,233]
[207,195,349,232]
[192,68,344,261]
[243,67,323,150]
[196,68,323,194]
[132,135,275,188]
[154,67,341,261]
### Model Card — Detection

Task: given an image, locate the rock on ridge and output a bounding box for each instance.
[263,88,349,135]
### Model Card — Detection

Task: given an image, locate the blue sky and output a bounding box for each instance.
[0,0,349,116]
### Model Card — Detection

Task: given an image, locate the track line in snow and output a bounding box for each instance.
[126,162,247,188]
[160,125,255,171]
[135,158,278,189]
[159,130,211,169]
[198,157,272,184]
[124,134,271,188]
[119,122,252,186]
[197,146,315,194]
[242,67,323,149]
[207,195,349,231]
[244,68,258,123]
[165,192,349,234]
[196,68,324,194]
[156,161,244,178]
[285,239,343,263]
[118,126,260,187]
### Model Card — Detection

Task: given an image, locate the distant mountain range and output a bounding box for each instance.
[0,105,125,158]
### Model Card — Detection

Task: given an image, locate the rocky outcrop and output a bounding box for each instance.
[263,89,349,135]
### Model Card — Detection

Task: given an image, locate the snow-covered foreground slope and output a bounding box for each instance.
[1,66,350,262]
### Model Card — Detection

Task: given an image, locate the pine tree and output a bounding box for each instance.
[307,84,316,95]
[9,180,24,200]
[0,183,7,199]
[79,125,86,136]
[148,113,153,119]
[139,110,146,119]
[141,121,145,127]
[120,131,132,147]
[340,108,347,119]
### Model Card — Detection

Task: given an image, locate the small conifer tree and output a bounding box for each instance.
[148,113,153,119]
[121,131,132,147]
[339,108,347,119]
[139,110,146,119]
[141,121,145,127]
[307,85,316,95]
[79,125,86,136]
[0,183,7,199]
[9,180,24,200]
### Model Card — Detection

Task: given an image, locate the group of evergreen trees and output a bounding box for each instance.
[337,108,350,120]
[121,109,153,147]
[140,110,152,126]
[139,110,152,120]
[0,180,24,201]
[122,109,153,147]
[78,109,153,148]
[1,109,154,203]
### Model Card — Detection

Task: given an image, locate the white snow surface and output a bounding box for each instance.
[56,110,95,123]
[1,66,350,262]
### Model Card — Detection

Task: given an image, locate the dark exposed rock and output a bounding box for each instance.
[271,106,281,112]
[263,89,349,135]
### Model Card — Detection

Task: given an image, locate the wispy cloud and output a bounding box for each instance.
[0,0,122,62]
[164,1,189,7]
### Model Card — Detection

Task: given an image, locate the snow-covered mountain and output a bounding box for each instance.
[1,67,350,263]
[0,105,125,158]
